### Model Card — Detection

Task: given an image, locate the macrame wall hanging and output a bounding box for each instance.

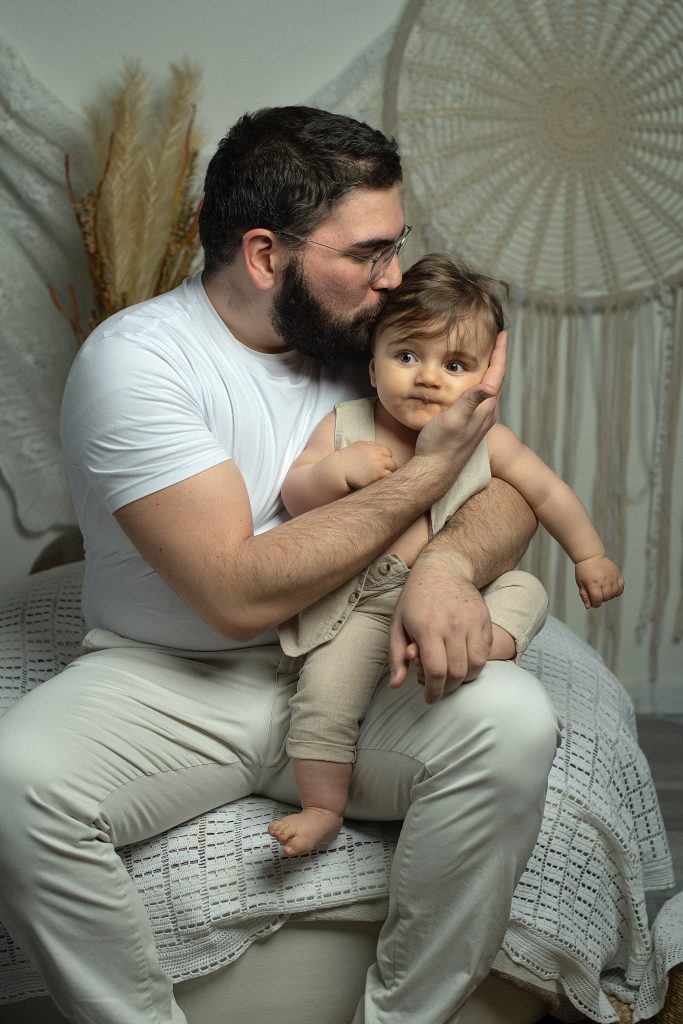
[312,0,683,685]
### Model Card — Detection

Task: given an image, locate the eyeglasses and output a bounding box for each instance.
[275,224,412,284]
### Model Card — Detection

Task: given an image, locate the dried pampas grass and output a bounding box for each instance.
[50,59,203,345]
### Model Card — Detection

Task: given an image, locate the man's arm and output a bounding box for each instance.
[114,336,507,643]
[388,478,538,702]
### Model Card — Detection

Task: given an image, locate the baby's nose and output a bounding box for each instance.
[416,365,441,385]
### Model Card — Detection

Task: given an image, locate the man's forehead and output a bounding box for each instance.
[318,186,404,242]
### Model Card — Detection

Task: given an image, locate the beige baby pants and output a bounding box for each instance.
[287,557,549,762]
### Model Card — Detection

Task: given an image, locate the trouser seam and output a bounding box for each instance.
[355,746,427,772]
[255,650,299,786]
[111,756,239,786]
[95,759,243,825]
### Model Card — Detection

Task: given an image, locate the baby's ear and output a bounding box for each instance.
[369,357,376,388]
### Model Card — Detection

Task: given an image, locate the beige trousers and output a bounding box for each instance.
[287,559,549,762]
[0,629,560,1024]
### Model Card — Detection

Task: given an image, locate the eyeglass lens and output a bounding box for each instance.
[369,232,409,284]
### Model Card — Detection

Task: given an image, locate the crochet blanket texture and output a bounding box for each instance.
[0,564,676,1022]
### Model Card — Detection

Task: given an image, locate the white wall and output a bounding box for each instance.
[2,0,402,148]
[0,0,402,581]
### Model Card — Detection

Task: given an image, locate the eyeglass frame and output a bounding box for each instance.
[274,224,412,284]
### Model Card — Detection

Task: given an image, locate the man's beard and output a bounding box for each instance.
[270,256,386,367]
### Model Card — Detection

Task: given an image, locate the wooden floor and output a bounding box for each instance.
[636,715,683,912]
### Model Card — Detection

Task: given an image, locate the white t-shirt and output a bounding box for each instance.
[60,274,364,650]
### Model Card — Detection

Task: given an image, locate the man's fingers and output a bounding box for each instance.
[388,658,409,688]
[482,330,508,393]
[456,332,507,415]
[420,647,448,704]
[438,618,491,693]
[389,567,496,702]
[461,383,498,412]
[417,619,489,697]
[405,641,419,663]
[388,615,410,688]
[462,627,490,683]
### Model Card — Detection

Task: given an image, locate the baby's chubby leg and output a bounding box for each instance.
[268,758,353,856]
[484,570,549,662]
[271,581,401,856]
[489,623,517,660]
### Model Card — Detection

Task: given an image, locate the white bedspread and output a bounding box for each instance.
[0,564,677,1023]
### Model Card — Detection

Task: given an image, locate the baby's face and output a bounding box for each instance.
[369,321,493,432]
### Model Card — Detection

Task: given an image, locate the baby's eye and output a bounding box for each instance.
[445,360,465,373]
[396,352,417,364]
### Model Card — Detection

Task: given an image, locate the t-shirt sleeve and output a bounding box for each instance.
[61,332,230,514]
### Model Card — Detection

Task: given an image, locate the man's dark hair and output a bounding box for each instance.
[375,253,509,352]
[199,106,402,276]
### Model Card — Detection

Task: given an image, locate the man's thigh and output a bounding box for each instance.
[351,660,558,818]
[352,659,558,818]
[262,659,558,821]
[0,638,291,847]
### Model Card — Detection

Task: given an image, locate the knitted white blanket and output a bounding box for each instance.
[0,564,677,1022]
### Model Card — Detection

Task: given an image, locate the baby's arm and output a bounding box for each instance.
[282,411,396,518]
[488,425,624,608]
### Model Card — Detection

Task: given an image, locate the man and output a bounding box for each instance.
[0,107,560,1024]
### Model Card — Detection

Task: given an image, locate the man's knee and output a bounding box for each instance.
[347,661,560,822]
[457,661,561,808]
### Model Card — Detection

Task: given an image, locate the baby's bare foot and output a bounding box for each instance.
[268,808,343,857]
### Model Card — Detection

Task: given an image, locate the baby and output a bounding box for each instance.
[269,253,623,857]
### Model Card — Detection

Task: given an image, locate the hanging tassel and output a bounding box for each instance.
[636,284,680,684]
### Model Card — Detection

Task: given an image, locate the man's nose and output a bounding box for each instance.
[372,254,403,291]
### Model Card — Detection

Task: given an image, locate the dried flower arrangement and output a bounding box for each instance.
[49,59,203,346]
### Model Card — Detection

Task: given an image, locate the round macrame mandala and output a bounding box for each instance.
[384,0,683,300]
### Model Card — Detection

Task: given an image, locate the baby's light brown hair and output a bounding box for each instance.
[374,253,509,354]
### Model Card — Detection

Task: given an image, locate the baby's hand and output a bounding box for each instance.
[340,441,396,490]
[575,556,624,608]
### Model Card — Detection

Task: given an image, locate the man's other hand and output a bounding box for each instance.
[387,550,493,703]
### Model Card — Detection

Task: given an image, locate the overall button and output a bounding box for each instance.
[348,591,360,604]
[378,561,391,575]
[331,619,344,631]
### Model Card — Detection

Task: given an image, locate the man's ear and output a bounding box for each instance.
[241,229,282,291]
[369,356,377,388]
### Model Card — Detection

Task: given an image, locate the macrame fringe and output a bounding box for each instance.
[636,285,683,679]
